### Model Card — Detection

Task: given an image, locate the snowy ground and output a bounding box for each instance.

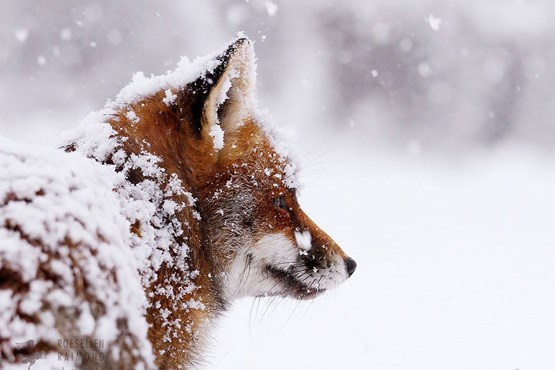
[2,115,554,370]
[209,138,555,370]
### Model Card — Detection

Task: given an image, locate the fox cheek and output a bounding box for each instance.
[268,212,291,230]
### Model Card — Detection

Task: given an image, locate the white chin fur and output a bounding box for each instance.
[224,233,349,301]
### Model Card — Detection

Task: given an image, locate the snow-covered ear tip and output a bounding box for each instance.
[214,36,254,74]
[226,36,251,55]
[192,35,256,99]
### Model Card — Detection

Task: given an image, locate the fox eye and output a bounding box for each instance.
[273,196,287,210]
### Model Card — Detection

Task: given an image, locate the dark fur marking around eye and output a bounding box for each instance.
[273,196,287,210]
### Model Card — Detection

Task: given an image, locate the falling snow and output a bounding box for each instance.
[425,14,442,31]
[265,2,278,17]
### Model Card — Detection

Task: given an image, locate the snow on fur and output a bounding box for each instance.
[253,110,302,189]
[62,115,204,349]
[111,33,254,111]
[0,137,154,368]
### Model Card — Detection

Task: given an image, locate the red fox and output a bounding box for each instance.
[0,37,356,369]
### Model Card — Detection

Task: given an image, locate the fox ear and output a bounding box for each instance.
[188,37,256,150]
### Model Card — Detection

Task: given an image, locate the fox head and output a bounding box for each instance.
[183,38,357,301]
[106,37,356,305]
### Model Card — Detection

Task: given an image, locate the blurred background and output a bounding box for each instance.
[1,1,554,369]
[2,0,555,153]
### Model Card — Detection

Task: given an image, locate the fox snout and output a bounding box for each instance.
[294,226,357,287]
[258,222,356,300]
[224,198,357,301]
[292,208,357,278]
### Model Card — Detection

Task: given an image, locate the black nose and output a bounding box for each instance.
[344,257,357,277]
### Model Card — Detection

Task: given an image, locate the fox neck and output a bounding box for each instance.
[106,96,230,368]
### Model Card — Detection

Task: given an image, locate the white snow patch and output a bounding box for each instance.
[125,110,140,124]
[78,304,95,335]
[426,14,442,31]
[209,123,225,150]
[216,76,233,108]
[294,230,312,251]
[162,89,177,106]
[186,299,206,310]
